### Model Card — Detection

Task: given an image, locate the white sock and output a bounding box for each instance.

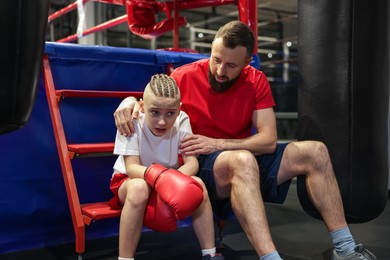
[118,257,134,260]
[201,247,216,257]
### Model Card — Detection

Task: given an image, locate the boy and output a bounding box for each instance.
[109,74,224,260]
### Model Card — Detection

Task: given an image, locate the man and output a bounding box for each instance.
[114,21,376,260]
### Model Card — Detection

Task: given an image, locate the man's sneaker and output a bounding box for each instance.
[332,244,377,260]
[202,253,225,260]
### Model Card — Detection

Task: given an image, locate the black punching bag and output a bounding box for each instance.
[0,0,50,134]
[297,0,389,223]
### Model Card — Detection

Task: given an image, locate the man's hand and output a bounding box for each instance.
[113,97,141,136]
[180,134,222,155]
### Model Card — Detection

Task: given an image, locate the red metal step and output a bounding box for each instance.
[56,89,143,100]
[67,142,115,158]
[81,202,121,225]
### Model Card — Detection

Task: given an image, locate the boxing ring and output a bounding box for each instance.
[0,0,388,257]
[0,0,259,255]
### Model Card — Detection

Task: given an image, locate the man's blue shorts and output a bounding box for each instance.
[197,143,291,218]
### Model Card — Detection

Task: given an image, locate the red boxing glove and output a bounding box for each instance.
[144,164,203,220]
[143,189,177,232]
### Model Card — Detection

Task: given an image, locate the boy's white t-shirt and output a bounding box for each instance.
[112,110,192,175]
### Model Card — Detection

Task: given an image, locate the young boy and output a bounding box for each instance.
[109,74,224,260]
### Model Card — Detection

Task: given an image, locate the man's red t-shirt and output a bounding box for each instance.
[171,58,275,139]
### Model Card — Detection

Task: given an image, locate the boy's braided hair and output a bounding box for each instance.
[148,74,180,99]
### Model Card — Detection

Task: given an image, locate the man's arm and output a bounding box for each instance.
[180,108,277,156]
[113,97,140,136]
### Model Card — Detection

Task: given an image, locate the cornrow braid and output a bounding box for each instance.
[148,74,180,99]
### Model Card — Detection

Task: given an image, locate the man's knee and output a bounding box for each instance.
[306,141,332,171]
[214,150,259,199]
[215,150,258,180]
[294,140,333,175]
[310,141,329,156]
[292,140,330,162]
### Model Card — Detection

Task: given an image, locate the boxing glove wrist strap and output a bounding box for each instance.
[144,164,169,188]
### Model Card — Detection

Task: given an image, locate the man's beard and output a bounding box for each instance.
[208,69,239,93]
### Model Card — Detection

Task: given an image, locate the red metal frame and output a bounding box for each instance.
[43,55,86,254]
[43,55,143,255]
[49,0,90,22]
[48,0,258,51]
[56,89,143,100]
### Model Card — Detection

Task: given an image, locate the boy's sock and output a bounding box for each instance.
[118,257,134,260]
[260,250,283,260]
[201,247,216,257]
[331,226,356,256]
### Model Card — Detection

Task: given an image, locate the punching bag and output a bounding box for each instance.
[0,0,50,134]
[297,0,389,223]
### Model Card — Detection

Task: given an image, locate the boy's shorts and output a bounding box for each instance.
[197,143,290,218]
[108,173,128,209]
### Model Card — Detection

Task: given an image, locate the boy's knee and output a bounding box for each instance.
[191,176,209,200]
[126,179,149,205]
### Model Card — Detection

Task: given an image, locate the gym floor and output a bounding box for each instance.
[1,181,389,260]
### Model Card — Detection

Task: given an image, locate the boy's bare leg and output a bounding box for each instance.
[118,179,150,258]
[191,176,216,251]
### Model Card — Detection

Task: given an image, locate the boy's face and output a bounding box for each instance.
[143,94,180,137]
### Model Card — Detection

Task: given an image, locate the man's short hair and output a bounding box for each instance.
[214,21,255,59]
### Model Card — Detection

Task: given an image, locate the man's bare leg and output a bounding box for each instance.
[277,141,347,231]
[213,150,277,257]
[278,141,378,259]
